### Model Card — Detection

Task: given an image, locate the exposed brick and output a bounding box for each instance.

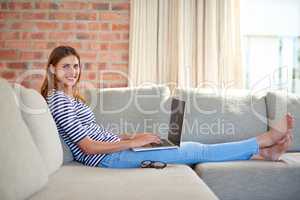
[0,50,18,60]
[20,51,44,61]
[8,2,32,10]
[85,43,109,51]
[22,12,47,20]
[100,82,127,88]
[27,73,44,80]
[49,12,74,20]
[99,12,129,21]
[91,3,109,10]
[83,63,96,70]
[75,13,97,21]
[110,43,129,51]
[112,2,129,11]
[31,62,47,69]
[36,22,59,30]
[60,2,89,10]
[85,63,106,70]
[99,72,128,81]
[97,63,107,70]
[32,41,56,49]
[0,32,20,40]
[57,42,82,49]
[0,0,130,89]
[62,23,87,30]
[121,53,129,62]
[112,23,129,31]
[88,22,109,31]
[5,41,31,49]
[99,52,124,62]
[0,23,6,29]
[35,2,59,9]
[87,71,96,80]
[76,32,97,40]
[99,33,121,41]
[76,32,89,40]
[122,33,129,40]
[0,62,5,68]
[11,22,35,30]
[0,12,20,20]
[6,62,27,69]
[49,32,74,40]
[111,64,128,70]
[1,2,7,9]
[80,51,97,60]
[1,71,16,79]
[22,32,47,40]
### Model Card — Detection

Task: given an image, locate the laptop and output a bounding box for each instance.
[132,98,185,152]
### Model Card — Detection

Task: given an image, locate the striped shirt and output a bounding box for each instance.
[46,89,120,167]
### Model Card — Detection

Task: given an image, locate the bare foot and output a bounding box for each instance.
[259,131,293,161]
[256,113,294,148]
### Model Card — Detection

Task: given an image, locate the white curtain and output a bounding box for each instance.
[197,0,243,89]
[129,0,243,89]
[129,0,159,86]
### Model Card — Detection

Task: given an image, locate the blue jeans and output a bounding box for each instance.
[98,138,259,168]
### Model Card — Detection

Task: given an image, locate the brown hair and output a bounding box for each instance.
[40,45,86,103]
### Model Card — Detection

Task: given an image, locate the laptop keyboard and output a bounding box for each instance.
[151,139,173,147]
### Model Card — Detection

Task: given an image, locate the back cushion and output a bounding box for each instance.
[0,79,48,200]
[13,84,63,174]
[266,91,300,151]
[175,88,268,143]
[84,85,170,136]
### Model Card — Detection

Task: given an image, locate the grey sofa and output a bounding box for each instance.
[0,77,299,200]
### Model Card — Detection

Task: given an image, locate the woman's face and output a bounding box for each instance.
[51,55,80,90]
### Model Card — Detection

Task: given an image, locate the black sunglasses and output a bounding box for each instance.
[140,160,167,169]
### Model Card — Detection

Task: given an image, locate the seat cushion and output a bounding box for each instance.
[175,88,268,143]
[0,78,48,200]
[194,154,300,200]
[29,163,218,200]
[266,91,300,151]
[13,84,63,175]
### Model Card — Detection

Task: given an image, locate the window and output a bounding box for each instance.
[240,0,300,93]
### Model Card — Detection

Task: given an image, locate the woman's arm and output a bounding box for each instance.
[119,133,133,140]
[78,137,132,154]
[77,133,161,155]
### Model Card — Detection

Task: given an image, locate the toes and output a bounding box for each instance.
[286,113,295,129]
[287,133,293,146]
[277,136,288,145]
[281,134,293,151]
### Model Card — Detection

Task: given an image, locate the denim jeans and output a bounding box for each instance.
[98,137,259,168]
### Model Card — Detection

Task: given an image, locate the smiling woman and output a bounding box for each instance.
[49,56,80,94]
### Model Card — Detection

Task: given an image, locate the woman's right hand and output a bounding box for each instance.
[129,133,161,148]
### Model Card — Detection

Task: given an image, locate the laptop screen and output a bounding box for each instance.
[168,98,185,146]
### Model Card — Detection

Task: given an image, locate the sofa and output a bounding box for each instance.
[0,77,299,200]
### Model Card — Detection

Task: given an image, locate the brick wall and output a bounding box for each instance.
[0,0,130,91]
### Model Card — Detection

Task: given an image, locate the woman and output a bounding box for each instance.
[41,46,294,168]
